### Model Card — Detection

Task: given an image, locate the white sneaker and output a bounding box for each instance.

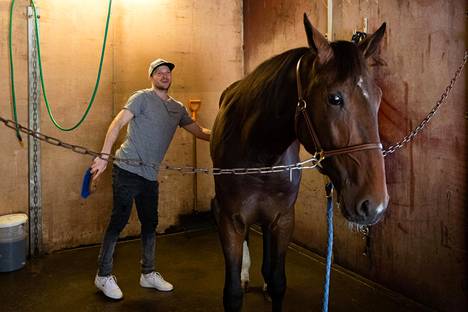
[140,272,174,291]
[95,275,123,300]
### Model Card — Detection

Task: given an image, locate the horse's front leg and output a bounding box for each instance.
[266,211,294,312]
[219,211,247,312]
[261,224,272,300]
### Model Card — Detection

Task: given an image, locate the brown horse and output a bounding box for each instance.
[210,14,389,312]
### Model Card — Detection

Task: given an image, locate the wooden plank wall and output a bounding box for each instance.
[243,1,466,311]
[333,1,466,311]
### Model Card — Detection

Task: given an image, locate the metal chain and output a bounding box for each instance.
[383,50,468,156]
[31,23,40,256]
[0,116,322,175]
[2,52,466,173]
[358,225,371,257]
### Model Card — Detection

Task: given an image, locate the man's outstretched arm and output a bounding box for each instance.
[90,109,134,181]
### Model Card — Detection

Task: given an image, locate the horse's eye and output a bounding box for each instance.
[328,93,344,106]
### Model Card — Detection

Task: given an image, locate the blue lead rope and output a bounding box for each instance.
[322,182,334,312]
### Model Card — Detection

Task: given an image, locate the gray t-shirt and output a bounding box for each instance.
[114,89,194,180]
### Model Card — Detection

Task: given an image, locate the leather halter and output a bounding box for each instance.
[295,54,383,160]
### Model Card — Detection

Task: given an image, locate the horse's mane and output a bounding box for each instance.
[219,47,310,148]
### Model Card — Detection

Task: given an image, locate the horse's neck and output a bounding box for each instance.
[249,99,298,155]
[276,139,301,165]
[213,116,298,167]
[224,140,296,173]
[213,50,307,166]
[245,123,299,165]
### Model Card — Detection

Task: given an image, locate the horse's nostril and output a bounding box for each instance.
[358,200,370,217]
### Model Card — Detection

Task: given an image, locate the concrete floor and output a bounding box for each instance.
[0,228,432,312]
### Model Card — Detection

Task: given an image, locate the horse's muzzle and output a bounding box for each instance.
[340,193,389,225]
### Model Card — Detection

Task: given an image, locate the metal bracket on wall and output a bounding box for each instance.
[27,6,43,256]
[353,17,368,37]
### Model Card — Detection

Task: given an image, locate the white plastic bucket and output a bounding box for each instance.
[0,213,28,272]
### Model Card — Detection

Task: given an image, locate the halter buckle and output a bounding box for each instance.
[313,151,325,163]
[297,99,307,112]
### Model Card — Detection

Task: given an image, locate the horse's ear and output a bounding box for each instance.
[303,13,332,64]
[358,23,386,58]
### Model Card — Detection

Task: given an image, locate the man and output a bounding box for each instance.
[90,58,211,300]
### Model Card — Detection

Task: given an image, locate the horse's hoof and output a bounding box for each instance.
[241,280,249,292]
[262,283,272,302]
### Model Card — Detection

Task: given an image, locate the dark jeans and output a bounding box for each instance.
[97,165,159,276]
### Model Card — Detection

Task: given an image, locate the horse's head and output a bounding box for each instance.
[296,15,389,225]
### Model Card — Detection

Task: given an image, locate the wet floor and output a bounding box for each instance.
[0,228,432,312]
